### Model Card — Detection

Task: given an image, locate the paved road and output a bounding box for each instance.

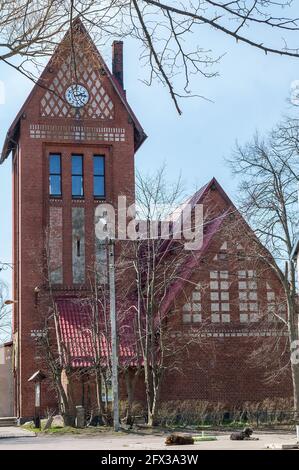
[0,431,298,450]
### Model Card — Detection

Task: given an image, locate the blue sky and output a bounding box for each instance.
[0,27,298,293]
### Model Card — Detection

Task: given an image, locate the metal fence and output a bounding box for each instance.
[157,409,298,427]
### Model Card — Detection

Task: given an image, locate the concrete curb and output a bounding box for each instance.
[0,427,36,439]
[265,443,299,450]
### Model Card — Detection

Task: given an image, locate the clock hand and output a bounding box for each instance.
[75,92,86,100]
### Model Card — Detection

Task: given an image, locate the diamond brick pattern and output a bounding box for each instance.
[40,52,114,119]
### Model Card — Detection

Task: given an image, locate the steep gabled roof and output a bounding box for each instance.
[158,177,237,316]
[159,177,280,317]
[160,210,229,318]
[0,19,147,164]
[183,176,236,211]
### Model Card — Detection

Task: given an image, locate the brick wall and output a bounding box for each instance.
[9,28,292,420]
[12,30,137,418]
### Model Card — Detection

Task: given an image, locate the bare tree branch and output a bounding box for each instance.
[0,0,298,112]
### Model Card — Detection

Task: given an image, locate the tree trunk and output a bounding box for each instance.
[147,406,158,427]
[94,369,107,424]
[143,359,154,426]
[124,369,138,426]
[147,375,161,427]
[58,381,75,426]
[290,360,299,421]
[287,297,299,421]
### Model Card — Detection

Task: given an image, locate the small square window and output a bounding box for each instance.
[238,271,246,278]
[193,303,201,312]
[249,303,258,312]
[210,271,218,279]
[267,292,275,301]
[240,313,248,323]
[220,281,229,290]
[221,292,229,301]
[210,281,218,290]
[222,313,230,323]
[248,281,257,290]
[238,281,247,290]
[249,292,257,300]
[239,292,247,301]
[192,291,201,301]
[239,303,248,311]
[220,271,228,279]
[221,303,230,312]
[193,314,202,323]
[183,314,191,323]
[250,313,259,322]
[183,303,192,311]
[211,314,220,323]
[210,292,219,301]
[211,303,219,312]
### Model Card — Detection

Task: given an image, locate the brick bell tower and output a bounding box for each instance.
[0,19,146,419]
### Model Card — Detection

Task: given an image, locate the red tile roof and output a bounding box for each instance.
[56,178,235,368]
[57,297,139,368]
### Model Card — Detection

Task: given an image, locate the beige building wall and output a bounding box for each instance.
[0,343,13,417]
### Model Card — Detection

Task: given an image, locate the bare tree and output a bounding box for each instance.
[1,1,299,112]
[34,232,76,426]
[0,280,11,342]
[74,262,114,426]
[80,260,146,427]
[117,166,208,426]
[37,304,76,426]
[228,115,299,416]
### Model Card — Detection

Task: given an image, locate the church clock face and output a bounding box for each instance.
[65,84,90,108]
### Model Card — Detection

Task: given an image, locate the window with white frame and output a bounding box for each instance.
[182,283,202,324]
[213,241,228,261]
[238,270,259,322]
[209,271,230,323]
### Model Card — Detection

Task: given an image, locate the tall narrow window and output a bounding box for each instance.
[93,155,105,198]
[72,155,84,198]
[76,238,81,257]
[49,154,61,197]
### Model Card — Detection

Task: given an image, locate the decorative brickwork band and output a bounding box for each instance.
[29,124,125,142]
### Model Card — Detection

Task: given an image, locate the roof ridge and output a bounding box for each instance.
[0,19,146,163]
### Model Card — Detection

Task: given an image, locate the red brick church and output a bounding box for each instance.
[0,20,292,421]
